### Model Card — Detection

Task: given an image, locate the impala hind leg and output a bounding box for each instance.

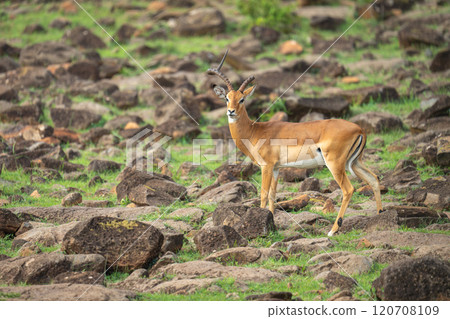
[326,162,355,237]
[268,169,279,213]
[260,165,274,210]
[352,158,383,214]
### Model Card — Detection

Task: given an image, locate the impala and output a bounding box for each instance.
[207,50,383,236]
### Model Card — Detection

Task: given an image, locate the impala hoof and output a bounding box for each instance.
[328,229,336,237]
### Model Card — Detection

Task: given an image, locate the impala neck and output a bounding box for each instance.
[228,106,254,141]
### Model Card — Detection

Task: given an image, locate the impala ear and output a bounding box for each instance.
[243,85,256,97]
[213,85,227,99]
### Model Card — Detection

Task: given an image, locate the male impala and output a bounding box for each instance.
[207,50,383,236]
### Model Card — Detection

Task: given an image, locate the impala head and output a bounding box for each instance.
[207,49,256,123]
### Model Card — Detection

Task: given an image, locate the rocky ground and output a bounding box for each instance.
[0,0,449,301]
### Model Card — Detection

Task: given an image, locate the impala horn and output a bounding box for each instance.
[238,75,255,93]
[207,49,233,91]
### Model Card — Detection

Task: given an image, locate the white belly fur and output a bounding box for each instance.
[279,152,326,169]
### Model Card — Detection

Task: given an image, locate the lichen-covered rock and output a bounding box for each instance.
[62,216,163,272]
[373,257,450,300]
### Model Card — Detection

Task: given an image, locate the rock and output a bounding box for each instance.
[383,160,421,193]
[53,271,103,285]
[114,24,137,43]
[87,159,121,173]
[0,85,18,102]
[212,204,249,227]
[205,247,285,265]
[17,67,54,89]
[0,41,20,58]
[436,136,450,168]
[312,37,355,54]
[83,200,113,208]
[9,206,157,225]
[173,8,225,36]
[50,108,101,130]
[49,18,72,29]
[327,290,358,301]
[275,237,333,254]
[430,49,450,73]
[197,181,257,204]
[116,169,186,203]
[412,245,450,261]
[61,192,82,207]
[70,80,118,97]
[309,254,373,275]
[17,242,42,257]
[398,23,445,48]
[372,257,450,300]
[213,162,259,181]
[246,291,294,301]
[390,205,447,228]
[160,230,184,254]
[0,57,19,74]
[284,96,349,121]
[177,162,209,178]
[128,184,175,206]
[147,278,217,295]
[360,231,450,249]
[66,253,106,273]
[153,260,284,283]
[341,86,399,104]
[31,158,83,174]
[426,224,450,231]
[320,271,357,291]
[111,90,138,109]
[151,88,201,125]
[15,222,33,236]
[350,112,403,133]
[104,115,143,130]
[19,42,82,67]
[212,204,276,239]
[279,167,311,182]
[368,248,412,264]
[364,210,399,233]
[63,26,106,49]
[233,207,276,239]
[277,195,310,211]
[279,40,303,55]
[0,104,41,123]
[80,127,111,144]
[310,15,344,30]
[300,178,320,192]
[154,119,201,139]
[274,210,330,231]
[251,26,280,45]
[88,175,105,187]
[194,225,248,256]
[0,283,135,301]
[0,253,72,284]
[67,60,99,80]
[0,208,22,236]
[62,216,163,272]
[406,176,449,210]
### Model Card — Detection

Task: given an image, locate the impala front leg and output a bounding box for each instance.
[260,165,274,210]
[268,169,279,213]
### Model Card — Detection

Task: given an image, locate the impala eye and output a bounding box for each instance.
[225,97,229,103]
[239,98,244,104]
